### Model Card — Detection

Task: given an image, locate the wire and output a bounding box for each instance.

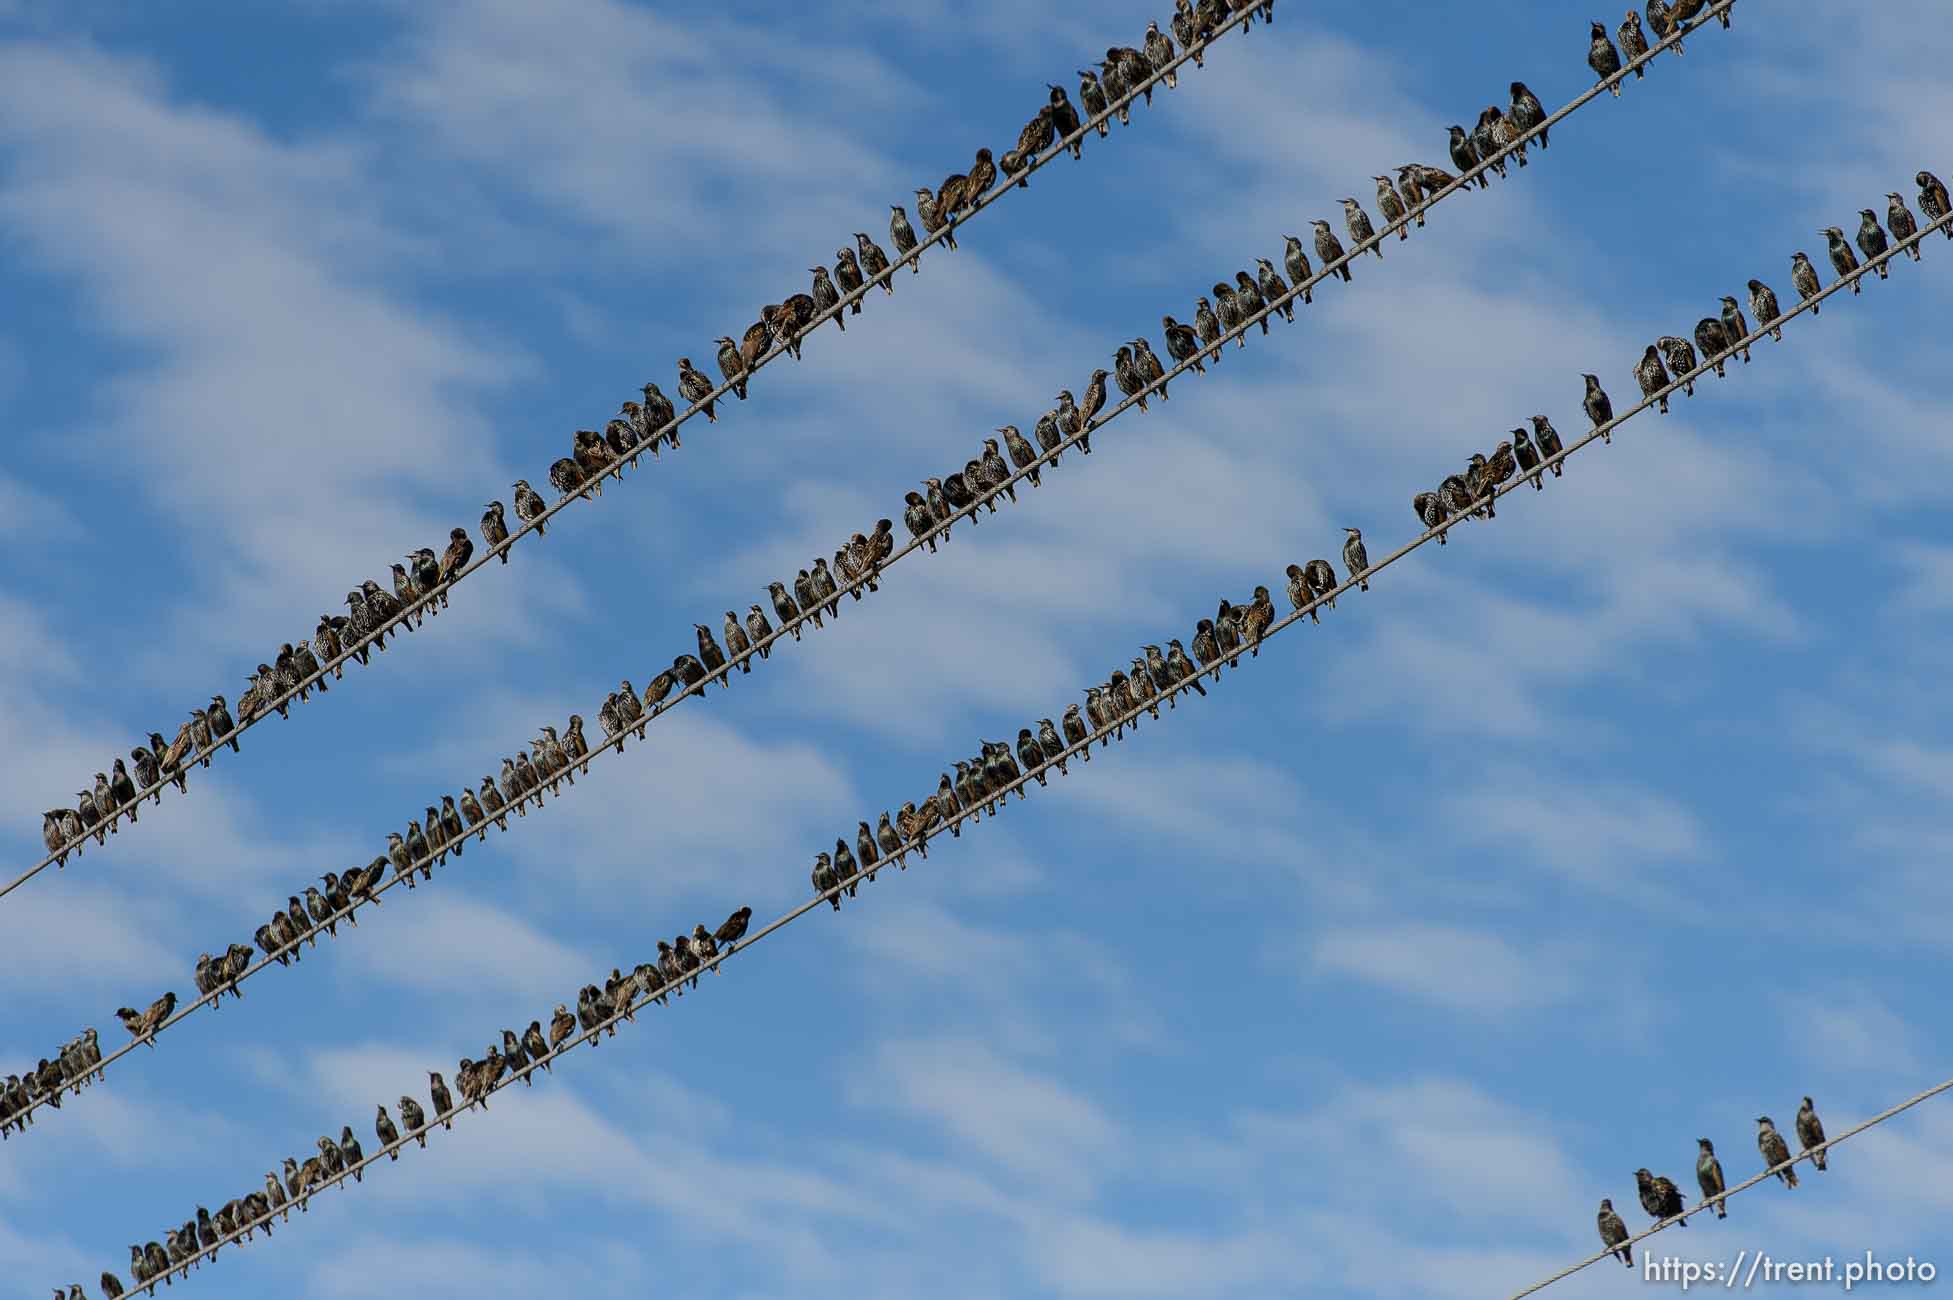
[7,4,1767,1130]
[1507,1076,1953,1299]
[8,0,1276,899]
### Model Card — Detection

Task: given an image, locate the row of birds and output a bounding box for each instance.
[25,0,1273,877]
[1595,1102,1831,1266]
[81,908,754,1298]
[11,50,1586,1125]
[1585,0,1736,97]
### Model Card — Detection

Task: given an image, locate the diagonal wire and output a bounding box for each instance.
[1507,1075,1953,1299]
[9,0,1278,896]
[102,143,1940,1300]
[5,4,1763,1130]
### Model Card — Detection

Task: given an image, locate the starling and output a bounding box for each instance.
[856,232,894,292]
[1582,373,1616,442]
[886,206,922,276]
[688,623,728,687]
[291,638,324,693]
[1716,295,1752,363]
[1060,703,1091,760]
[1747,278,1784,339]
[1856,209,1891,278]
[1207,285,1244,350]
[1886,193,1922,262]
[1281,236,1314,301]
[1919,170,1952,239]
[1242,587,1277,656]
[1513,426,1545,488]
[1231,271,1268,336]
[1285,561,1318,615]
[768,580,802,638]
[548,455,589,503]
[901,491,937,552]
[108,759,137,820]
[374,1104,400,1160]
[1590,21,1623,94]
[1634,1168,1688,1225]
[1797,1097,1828,1171]
[513,478,547,535]
[1597,1199,1632,1267]
[1635,344,1671,412]
[1657,335,1697,394]
[1823,226,1862,291]
[1172,0,1200,64]
[1757,1116,1798,1186]
[1312,221,1352,282]
[926,475,955,529]
[1448,124,1487,188]
[1166,640,1206,697]
[1144,21,1176,88]
[676,356,717,422]
[1010,108,1054,186]
[1085,684,1114,741]
[996,423,1042,486]
[1160,316,1206,376]
[721,611,752,672]
[1647,0,1683,50]
[794,568,824,627]
[980,437,1016,502]
[1509,81,1548,148]
[1414,491,1449,539]
[1016,728,1047,784]
[812,851,840,910]
[479,775,508,830]
[811,555,841,615]
[1618,9,1649,75]
[1341,197,1380,257]
[1099,56,1129,126]
[313,614,347,676]
[1193,295,1224,360]
[713,336,750,400]
[1692,317,1731,377]
[1115,44,1152,105]
[1471,109,1507,181]
[911,190,956,257]
[1079,370,1107,432]
[1790,251,1824,312]
[1372,176,1408,240]
[1389,168,1427,229]
[1695,1138,1727,1218]
[1132,336,1169,399]
[547,1003,575,1052]
[1305,557,1340,607]
[1247,260,1291,324]
[1077,67,1110,135]
[1342,528,1370,591]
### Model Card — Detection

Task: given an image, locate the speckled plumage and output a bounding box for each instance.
[1823,226,1862,292]
[1312,221,1352,282]
[1618,10,1649,75]
[1590,21,1623,94]
[1583,373,1616,441]
[1790,251,1824,313]
[1657,335,1697,395]
[1342,528,1370,592]
[1856,210,1891,279]
[1747,278,1784,339]
[1918,171,1952,240]
[1797,1097,1828,1171]
[1634,1168,1689,1224]
[1597,1199,1632,1266]
[1885,193,1922,262]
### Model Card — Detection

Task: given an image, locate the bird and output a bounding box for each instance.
[1303,559,1338,609]
[1372,177,1408,240]
[812,852,840,910]
[1656,335,1698,394]
[108,759,138,821]
[428,1071,454,1127]
[1693,317,1732,377]
[1231,270,1268,336]
[338,1124,364,1180]
[1211,282,1245,346]
[834,244,866,310]
[1856,209,1891,277]
[1285,562,1316,615]
[1470,107,1509,180]
[1078,372,1107,433]
[1823,226,1863,291]
[1718,295,1752,362]
[694,624,729,687]
[1597,1199,1633,1267]
[794,568,825,628]
[1634,1168,1688,1225]
[1341,197,1380,258]
[1448,124,1486,188]
[1509,81,1548,148]
[856,232,894,291]
[676,357,717,421]
[1342,528,1370,591]
[1282,235,1314,301]
[1635,344,1671,412]
[1886,193,1922,262]
[722,612,752,673]
[1414,491,1448,540]
[1590,21,1623,93]
[1797,1097,1828,1171]
[1513,426,1545,488]
[1918,170,1952,240]
[888,205,920,273]
[512,479,547,537]
[1132,336,1169,398]
[1618,9,1649,74]
[1144,21,1176,87]
[1312,221,1352,281]
[1041,86,1082,161]
[374,1105,400,1160]
[1114,346,1149,413]
[715,336,750,400]
[1697,1138,1728,1218]
[1757,1116,1799,1186]
[549,1003,575,1052]
[1254,259,1294,321]
[1583,373,1616,442]
[745,604,776,659]
[1747,278,1784,339]
[769,580,803,637]
[1646,0,1683,51]
[1790,251,1824,312]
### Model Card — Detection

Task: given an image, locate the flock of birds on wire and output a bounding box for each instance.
[29,4,1945,1297]
[29,0,1286,882]
[1594,1100,1831,1266]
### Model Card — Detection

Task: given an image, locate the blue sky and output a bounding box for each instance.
[2,1,1951,1296]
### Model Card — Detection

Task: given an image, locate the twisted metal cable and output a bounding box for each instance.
[106,151,1949,1300]
[1507,1076,1953,1299]
[8,0,1279,898]
[5,5,1761,1131]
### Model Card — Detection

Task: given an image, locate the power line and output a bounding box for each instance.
[1507,1076,1953,1300]
[99,184,1929,1296]
[9,0,1278,897]
[6,6,1776,1131]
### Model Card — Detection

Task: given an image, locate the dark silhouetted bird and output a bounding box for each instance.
[1636,344,1672,412]
[1282,235,1314,301]
[1618,9,1649,74]
[1212,282,1245,344]
[1693,317,1732,377]
[1513,426,1545,488]
[1510,81,1547,147]
[902,492,937,552]
[1231,271,1268,335]
[1590,21,1623,93]
[1342,528,1370,591]
[1797,1097,1828,1171]
[1162,316,1205,375]
[374,1104,400,1160]
[1717,294,1752,363]
[1312,221,1352,281]
[1448,124,1486,187]
[1747,279,1784,339]
[1856,209,1891,278]
[1583,373,1616,441]
[1597,1199,1632,1267]
[1791,251,1824,312]
[1696,1138,1727,1218]
[1471,109,1507,180]
[1634,1168,1687,1225]
[1758,1116,1798,1186]
[1823,226,1862,291]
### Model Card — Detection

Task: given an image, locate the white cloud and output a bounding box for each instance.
[1312,922,1581,1015]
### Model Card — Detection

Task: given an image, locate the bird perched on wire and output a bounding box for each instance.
[1884,193,1922,262]
[1757,1116,1799,1186]
[1076,67,1110,136]
[1856,209,1891,278]
[1918,170,1952,239]
[887,205,920,274]
[1617,9,1650,75]
[715,336,750,401]
[831,246,867,315]
[1746,279,1784,339]
[1590,22,1623,94]
[1254,258,1294,321]
[1342,528,1371,591]
[1192,295,1224,360]
[677,356,717,422]
[1231,271,1268,335]
[1077,373,1107,438]
[1142,21,1177,88]
[811,555,842,615]
[1716,295,1752,363]
[1581,375,1615,442]
[1302,558,1338,610]
[1113,43,1152,105]
[1656,335,1698,395]
[1009,109,1054,188]
[856,232,894,291]
[1510,81,1547,148]
[1823,226,1863,291]
[1471,109,1507,181]
[1284,562,1318,617]
[1371,177,1408,240]
[1413,492,1448,540]
[1645,0,1683,50]
[1161,317,1205,376]
[1695,1137,1728,1218]
[794,568,825,628]
[638,381,678,451]
[1790,250,1825,312]
[1692,317,1732,377]
[1634,1168,1688,1225]
[1797,1097,1828,1170]
[1636,344,1672,412]
[1341,197,1380,258]
[1098,56,1129,125]
[1448,125,1486,188]
[1132,336,1168,397]
[1281,236,1314,301]
[1597,1199,1633,1267]
[1512,425,1545,489]
[1312,221,1352,282]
